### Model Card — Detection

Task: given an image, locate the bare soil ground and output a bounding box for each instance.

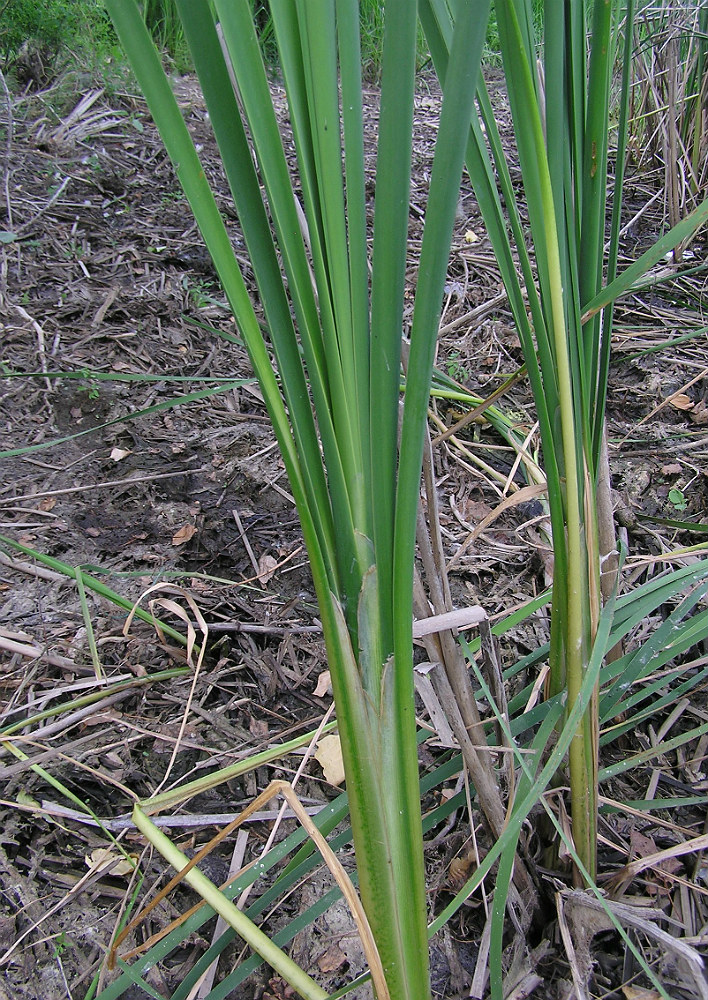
[1,67,707,1000]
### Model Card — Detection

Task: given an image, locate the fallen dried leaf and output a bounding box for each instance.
[622,987,661,1000]
[258,553,278,584]
[85,848,136,877]
[630,829,658,859]
[661,463,682,475]
[670,392,694,411]
[249,717,269,739]
[317,944,348,973]
[313,670,332,698]
[689,399,708,425]
[110,447,131,462]
[315,734,345,786]
[172,523,197,545]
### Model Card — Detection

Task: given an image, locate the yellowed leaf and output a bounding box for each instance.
[315,734,345,786]
[464,229,479,244]
[313,670,331,698]
[669,392,693,411]
[172,523,197,545]
[16,790,41,809]
[622,987,661,1000]
[85,848,136,877]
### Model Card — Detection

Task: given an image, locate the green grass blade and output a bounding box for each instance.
[367,0,418,637]
[582,197,708,321]
[335,0,370,479]
[599,719,708,784]
[132,806,328,1000]
[0,381,249,458]
[175,2,338,574]
[593,0,635,455]
[0,534,190,648]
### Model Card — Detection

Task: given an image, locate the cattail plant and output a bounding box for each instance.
[105,2,491,997]
[423,0,708,882]
[102,2,708,997]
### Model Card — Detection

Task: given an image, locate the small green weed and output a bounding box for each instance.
[52,931,73,959]
[668,486,688,511]
[445,349,471,383]
[78,370,101,400]
[180,276,222,310]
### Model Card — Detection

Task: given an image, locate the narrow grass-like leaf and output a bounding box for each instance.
[0,669,187,738]
[74,569,103,679]
[600,581,708,720]
[132,806,328,1000]
[582,198,708,322]
[599,719,708,784]
[0,535,189,647]
[0,381,249,458]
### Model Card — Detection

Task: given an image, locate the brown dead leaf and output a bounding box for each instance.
[315,734,345,786]
[257,553,278,584]
[459,499,494,522]
[689,399,708,425]
[313,670,332,698]
[317,944,348,973]
[669,392,694,411]
[38,496,57,511]
[622,988,661,1000]
[249,717,269,739]
[80,709,123,727]
[85,848,136,877]
[172,523,197,545]
[109,447,131,462]
[661,463,682,475]
[264,978,297,1000]
[630,829,658,859]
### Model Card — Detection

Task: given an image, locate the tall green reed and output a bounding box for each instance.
[421,0,708,879]
[102,2,708,994]
[104,2,491,997]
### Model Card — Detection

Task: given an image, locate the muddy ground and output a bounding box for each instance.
[1,65,708,1000]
